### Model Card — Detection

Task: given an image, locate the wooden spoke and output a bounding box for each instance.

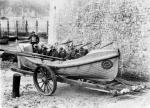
[47,82,53,91]
[45,84,50,93]
[33,66,57,96]
[38,67,44,73]
[43,84,46,92]
[40,82,45,89]
[46,84,49,93]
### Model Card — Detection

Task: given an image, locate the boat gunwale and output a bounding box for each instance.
[18,44,120,69]
[27,54,119,69]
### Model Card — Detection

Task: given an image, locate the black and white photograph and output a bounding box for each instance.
[0,0,150,108]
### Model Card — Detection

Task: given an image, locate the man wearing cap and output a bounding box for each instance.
[58,47,67,59]
[28,31,40,52]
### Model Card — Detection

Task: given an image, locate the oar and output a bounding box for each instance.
[18,40,30,43]
[99,42,114,49]
[5,40,30,48]
[0,49,65,61]
[81,42,92,48]
[22,51,64,60]
[73,43,83,47]
[61,40,73,45]
[94,41,101,47]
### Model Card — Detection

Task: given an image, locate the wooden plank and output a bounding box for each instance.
[16,20,18,38]
[7,20,9,36]
[0,21,1,37]
[25,20,28,35]
[11,67,33,75]
[57,76,110,91]
[46,21,49,36]
[0,49,64,61]
[115,78,142,86]
[36,20,38,34]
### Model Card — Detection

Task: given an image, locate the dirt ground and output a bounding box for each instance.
[0,60,150,108]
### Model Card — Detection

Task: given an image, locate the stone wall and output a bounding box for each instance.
[51,0,150,80]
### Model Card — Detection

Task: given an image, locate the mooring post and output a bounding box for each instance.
[25,20,28,36]
[36,20,38,34]
[7,20,9,37]
[12,73,21,98]
[46,20,49,37]
[16,20,18,39]
[0,21,1,37]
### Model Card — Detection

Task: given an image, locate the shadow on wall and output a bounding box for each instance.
[55,0,150,81]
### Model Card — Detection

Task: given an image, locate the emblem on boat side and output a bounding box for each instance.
[101,60,113,69]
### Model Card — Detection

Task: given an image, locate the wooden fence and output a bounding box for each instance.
[0,19,49,38]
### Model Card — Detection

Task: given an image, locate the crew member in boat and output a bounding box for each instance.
[80,47,88,56]
[47,45,54,56]
[36,44,43,54]
[33,44,39,53]
[48,46,59,57]
[65,45,78,60]
[28,31,39,52]
[76,46,89,58]
[58,47,67,59]
[41,45,48,55]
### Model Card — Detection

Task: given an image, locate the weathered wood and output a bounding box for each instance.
[81,42,91,47]
[7,20,9,36]
[25,20,28,36]
[12,73,21,98]
[115,78,140,86]
[0,22,1,37]
[46,21,49,36]
[0,49,64,61]
[57,76,108,91]
[11,68,33,75]
[57,76,147,95]
[16,20,18,38]
[99,42,113,49]
[35,20,38,34]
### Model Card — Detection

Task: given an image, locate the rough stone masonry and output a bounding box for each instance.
[49,0,150,80]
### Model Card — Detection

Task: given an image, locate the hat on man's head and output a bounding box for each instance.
[31,31,35,34]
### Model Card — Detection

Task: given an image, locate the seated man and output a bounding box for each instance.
[58,47,67,59]
[65,47,77,60]
[78,47,89,57]
[33,44,39,53]
[47,45,54,56]
[48,46,59,57]
[42,47,48,55]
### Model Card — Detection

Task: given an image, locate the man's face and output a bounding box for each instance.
[32,32,35,35]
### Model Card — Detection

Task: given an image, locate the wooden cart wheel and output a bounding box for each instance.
[33,66,57,96]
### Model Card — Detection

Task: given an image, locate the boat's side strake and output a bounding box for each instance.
[57,58,118,81]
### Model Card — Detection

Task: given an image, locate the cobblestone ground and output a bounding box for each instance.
[0,35,150,108]
[0,60,150,108]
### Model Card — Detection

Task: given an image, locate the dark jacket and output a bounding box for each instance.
[28,34,39,44]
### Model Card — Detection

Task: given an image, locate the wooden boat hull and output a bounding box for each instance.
[0,37,9,44]
[57,58,118,81]
[17,44,119,81]
[9,35,17,41]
